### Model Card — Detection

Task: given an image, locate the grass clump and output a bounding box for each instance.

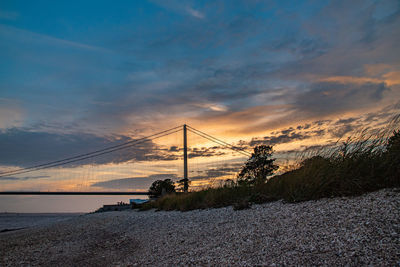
[140,185,252,211]
[266,124,400,202]
[233,199,251,210]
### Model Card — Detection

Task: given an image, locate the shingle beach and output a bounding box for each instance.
[1,189,399,266]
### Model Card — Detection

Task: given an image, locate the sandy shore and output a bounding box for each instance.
[0,188,399,266]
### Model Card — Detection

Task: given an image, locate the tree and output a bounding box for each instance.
[176,178,191,192]
[237,145,278,186]
[148,179,176,198]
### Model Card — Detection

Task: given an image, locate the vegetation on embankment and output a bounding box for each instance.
[139,117,400,211]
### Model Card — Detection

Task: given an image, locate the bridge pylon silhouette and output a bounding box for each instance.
[0,125,251,195]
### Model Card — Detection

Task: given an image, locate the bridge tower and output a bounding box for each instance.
[183,124,189,192]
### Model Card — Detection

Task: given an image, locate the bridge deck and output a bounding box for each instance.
[0,191,149,195]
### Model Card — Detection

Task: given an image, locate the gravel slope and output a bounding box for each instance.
[1,189,399,266]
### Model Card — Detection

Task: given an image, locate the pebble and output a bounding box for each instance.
[0,188,399,266]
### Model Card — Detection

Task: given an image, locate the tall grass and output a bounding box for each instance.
[139,115,400,211]
[140,185,253,211]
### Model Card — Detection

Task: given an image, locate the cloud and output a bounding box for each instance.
[104,0,398,136]
[249,132,313,147]
[293,81,390,115]
[149,0,205,19]
[186,7,204,19]
[317,75,400,87]
[237,117,353,148]
[0,24,109,52]
[0,128,180,168]
[91,174,177,190]
[0,98,24,129]
[0,175,49,181]
[190,163,243,181]
[335,117,357,125]
[1,0,399,158]
[188,146,226,158]
[329,124,355,139]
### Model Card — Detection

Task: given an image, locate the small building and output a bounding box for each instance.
[129,199,149,205]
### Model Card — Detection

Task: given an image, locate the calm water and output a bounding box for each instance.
[0,195,148,213]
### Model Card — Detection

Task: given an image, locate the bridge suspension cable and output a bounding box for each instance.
[0,124,251,179]
[186,125,252,156]
[0,125,183,178]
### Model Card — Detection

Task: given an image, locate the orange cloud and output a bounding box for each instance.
[317,64,400,86]
[364,64,392,77]
[383,71,400,86]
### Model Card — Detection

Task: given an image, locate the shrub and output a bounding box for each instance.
[148,179,176,198]
[233,199,251,210]
[248,192,276,204]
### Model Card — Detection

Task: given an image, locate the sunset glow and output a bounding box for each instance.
[0,0,399,211]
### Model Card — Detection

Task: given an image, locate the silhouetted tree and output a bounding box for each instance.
[237,145,278,186]
[148,179,176,198]
[176,178,191,192]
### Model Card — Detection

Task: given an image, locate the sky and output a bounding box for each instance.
[0,0,400,212]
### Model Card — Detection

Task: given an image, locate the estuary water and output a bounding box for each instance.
[0,195,148,213]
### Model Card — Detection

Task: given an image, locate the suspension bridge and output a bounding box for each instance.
[0,125,251,195]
